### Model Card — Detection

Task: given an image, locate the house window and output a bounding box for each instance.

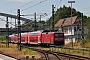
[79,29,81,31]
[69,27,72,32]
[64,30,68,34]
[69,29,71,32]
[74,27,76,31]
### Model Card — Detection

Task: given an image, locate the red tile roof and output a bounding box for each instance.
[55,16,78,27]
[55,19,65,27]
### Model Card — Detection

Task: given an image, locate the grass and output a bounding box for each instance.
[55,41,90,56]
[65,41,90,48]
[0,40,38,56]
[0,43,39,59]
[0,44,18,48]
[0,40,6,42]
[0,43,38,55]
[47,41,90,57]
[49,47,90,57]
[22,48,38,55]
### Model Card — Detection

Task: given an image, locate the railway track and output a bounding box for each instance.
[1,42,90,60]
[22,45,62,60]
[22,45,90,60]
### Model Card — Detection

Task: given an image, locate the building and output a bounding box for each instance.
[55,16,87,44]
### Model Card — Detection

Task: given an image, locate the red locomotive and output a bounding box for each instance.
[41,32,64,46]
[9,30,64,46]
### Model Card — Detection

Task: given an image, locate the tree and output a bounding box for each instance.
[0,36,6,42]
[38,20,46,24]
[86,17,90,40]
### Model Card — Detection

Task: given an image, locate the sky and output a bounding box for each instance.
[0,0,90,28]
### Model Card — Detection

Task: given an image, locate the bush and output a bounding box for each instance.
[82,39,90,43]
[0,36,6,42]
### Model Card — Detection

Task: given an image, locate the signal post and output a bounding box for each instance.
[17,9,21,51]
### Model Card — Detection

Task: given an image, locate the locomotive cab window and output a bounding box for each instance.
[59,33,64,37]
[55,34,59,37]
[55,33,64,37]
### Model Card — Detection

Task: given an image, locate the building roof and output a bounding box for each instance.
[55,16,78,27]
[55,19,65,27]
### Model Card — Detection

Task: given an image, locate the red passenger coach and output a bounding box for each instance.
[19,32,30,44]
[9,34,14,42]
[10,34,18,43]
[13,34,18,43]
[24,33,30,43]
[21,33,29,43]
[28,31,42,44]
[41,32,64,46]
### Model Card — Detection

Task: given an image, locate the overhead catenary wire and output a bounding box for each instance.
[21,0,47,11]
[55,0,59,8]
[55,0,62,11]
[0,18,15,26]
[4,0,60,27]
[7,0,48,15]
[7,0,36,13]
[39,0,60,18]
[57,0,62,8]
[7,0,57,16]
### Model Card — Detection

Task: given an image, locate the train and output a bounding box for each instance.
[9,30,65,46]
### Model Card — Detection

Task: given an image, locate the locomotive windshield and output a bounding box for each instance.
[54,33,64,45]
[55,33,64,37]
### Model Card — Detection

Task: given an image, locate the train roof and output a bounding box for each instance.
[21,32,28,36]
[30,30,43,33]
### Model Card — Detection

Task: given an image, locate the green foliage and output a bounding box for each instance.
[38,20,46,24]
[22,48,37,55]
[21,24,26,28]
[21,23,34,28]
[0,36,6,42]
[82,39,90,43]
[86,17,90,40]
[21,20,46,28]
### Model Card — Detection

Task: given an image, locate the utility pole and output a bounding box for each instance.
[52,5,55,32]
[81,13,84,49]
[15,19,17,34]
[81,13,84,40]
[6,17,9,47]
[68,1,75,48]
[34,13,37,31]
[17,9,21,51]
[40,15,41,23]
[49,19,50,27]
[40,15,41,29]
[81,13,84,55]
[15,19,16,28]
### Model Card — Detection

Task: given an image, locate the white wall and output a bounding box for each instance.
[63,25,87,44]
